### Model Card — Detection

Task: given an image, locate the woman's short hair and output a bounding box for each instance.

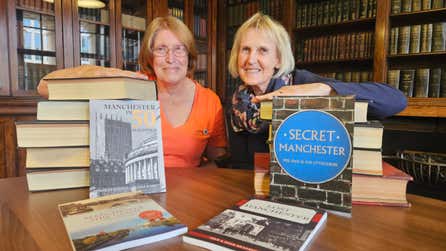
[139,16,197,77]
[228,12,295,78]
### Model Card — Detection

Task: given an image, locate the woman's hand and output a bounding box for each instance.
[251,83,334,103]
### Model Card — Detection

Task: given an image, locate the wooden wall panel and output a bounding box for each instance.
[0,0,10,95]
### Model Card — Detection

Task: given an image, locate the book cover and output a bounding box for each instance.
[269,96,354,215]
[89,100,165,198]
[183,198,327,251]
[58,192,187,251]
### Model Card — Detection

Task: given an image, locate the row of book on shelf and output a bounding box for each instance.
[15,69,413,250]
[391,0,446,14]
[319,70,374,82]
[193,15,208,38]
[388,67,446,97]
[296,0,377,28]
[389,22,446,55]
[295,31,374,63]
[227,0,282,27]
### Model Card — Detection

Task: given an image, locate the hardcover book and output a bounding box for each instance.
[37,101,90,121]
[89,100,165,198]
[27,167,89,192]
[58,192,187,251]
[269,96,354,215]
[16,121,89,148]
[45,77,157,100]
[183,198,327,251]
[353,121,384,149]
[26,147,90,168]
[352,161,413,207]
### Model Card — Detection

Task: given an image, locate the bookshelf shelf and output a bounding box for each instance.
[397,98,446,118]
[390,8,446,26]
[294,18,376,36]
[15,5,54,16]
[388,52,446,68]
[122,26,145,32]
[296,58,373,70]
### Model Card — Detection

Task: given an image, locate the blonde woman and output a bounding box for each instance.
[228,13,406,168]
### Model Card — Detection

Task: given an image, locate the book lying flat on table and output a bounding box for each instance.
[352,148,383,176]
[37,101,90,121]
[16,121,88,147]
[183,198,327,251]
[58,192,187,251]
[26,147,90,168]
[46,77,157,100]
[352,161,413,207]
[27,167,89,192]
[353,121,384,149]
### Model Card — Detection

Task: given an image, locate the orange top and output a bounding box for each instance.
[161,82,227,168]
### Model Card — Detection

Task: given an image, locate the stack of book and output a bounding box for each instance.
[16,76,156,192]
[351,104,413,207]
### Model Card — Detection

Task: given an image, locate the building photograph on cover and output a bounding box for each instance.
[89,100,166,198]
[199,209,310,251]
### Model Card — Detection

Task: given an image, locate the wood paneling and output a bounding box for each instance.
[373,0,390,82]
[0,0,10,96]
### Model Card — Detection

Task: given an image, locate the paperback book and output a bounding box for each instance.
[183,198,327,251]
[59,192,187,251]
[89,100,165,198]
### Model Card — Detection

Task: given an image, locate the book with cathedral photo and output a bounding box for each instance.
[89,100,165,198]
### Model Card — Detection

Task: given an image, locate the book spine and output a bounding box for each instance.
[414,68,430,97]
[398,26,411,54]
[409,24,421,53]
[391,0,402,14]
[432,22,446,52]
[387,69,401,89]
[412,0,422,11]
[401,0,412,12]
[441,67,446,97]
[420,23,433,53]
[428,68,442,97]
[400,69,415,97]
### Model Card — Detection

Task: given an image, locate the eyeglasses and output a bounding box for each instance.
[152,45,188,57]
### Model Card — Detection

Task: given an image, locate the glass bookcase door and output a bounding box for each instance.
[76,0,112,67]
[168,0,184,21]
[120,0,146,71]
[193,0,208,87]
[12,0,59,95]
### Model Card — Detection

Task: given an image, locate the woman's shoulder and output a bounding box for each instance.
[195,82,221,103]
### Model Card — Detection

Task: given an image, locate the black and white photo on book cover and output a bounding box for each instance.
[184,199,327,251]
[89,100,165,198]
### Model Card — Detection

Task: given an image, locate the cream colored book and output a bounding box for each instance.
[26,147,90,168]
[26,168,89,191]
[16,121,89,147]
[352,148,383,176]
[37,101,89,120]
[46,77,157,100]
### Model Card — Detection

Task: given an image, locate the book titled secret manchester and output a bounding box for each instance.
[89,100,165,198]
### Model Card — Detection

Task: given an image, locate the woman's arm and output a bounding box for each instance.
[254,69,407,119]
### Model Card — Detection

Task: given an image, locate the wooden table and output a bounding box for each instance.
[1,167,446,251]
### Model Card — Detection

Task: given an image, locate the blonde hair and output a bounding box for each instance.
[228,12,295,78]
[139,16,197,77]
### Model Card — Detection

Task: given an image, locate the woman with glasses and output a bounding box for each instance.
[228,13,407,168]
[139,16,227,168]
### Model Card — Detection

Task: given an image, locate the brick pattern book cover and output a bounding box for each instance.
[269,96,355,215]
